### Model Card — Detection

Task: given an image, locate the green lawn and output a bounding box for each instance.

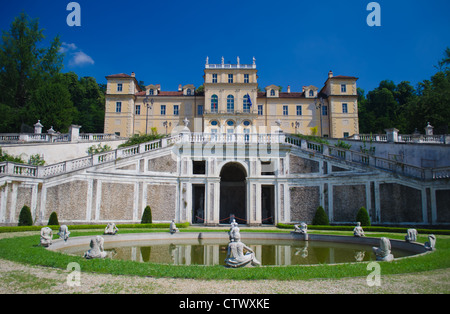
[0,228,448,281]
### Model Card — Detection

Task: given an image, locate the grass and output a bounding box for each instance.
[0,227,448,281]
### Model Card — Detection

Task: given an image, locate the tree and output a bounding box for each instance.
[18,205,33,226]
[0,12,63,112]
[141,206,152,224]
[312,206,329,225]
[47,212,59,226]
[355,207,371,226]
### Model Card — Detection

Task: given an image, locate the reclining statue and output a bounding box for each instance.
[405,229,418,242]
[225,228,261,268]
[353,222,365,237]
[294,222,308,234]
[372,237,394,262]
[40,227,53,247]
[170,220,179,234]
[57,225,70,242]
[104,223,119,235]
[84,236,107,259]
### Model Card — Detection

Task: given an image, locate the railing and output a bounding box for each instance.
[350,133,448,144]
[285,135,448,180]
[184,133,285,144]
[0,136,178,179]
[0,132,121,144]
[205,64,256,69]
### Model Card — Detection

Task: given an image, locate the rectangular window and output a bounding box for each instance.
[117,83,123,92]
[116,102,122,113]
[258,105,263,116]
[244,74,249,83]
[343,132,349,138]
[174,105,179,116]
[161,105,166,115]
[296,105,302,116]
[228,74,233,83]
[135,105,141,115]
[283,105,289,116]
[212,74,217,83]
[342,103,348,113]
[341,84,347,93]
[198,105,204,116]
[322,105,328,116]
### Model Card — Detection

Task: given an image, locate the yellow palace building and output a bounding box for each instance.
[104,57,359,138]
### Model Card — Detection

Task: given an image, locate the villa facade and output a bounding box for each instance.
[104,58,359,138]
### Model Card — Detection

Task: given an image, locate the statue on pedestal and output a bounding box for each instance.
[225,226,260,268]
[84,236,107,259]
[373,237,394,262]
[353,222,365,237]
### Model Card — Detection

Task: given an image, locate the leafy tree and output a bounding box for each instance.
[355,207,371,226]
[312,206,329,225]
[141,206,152,224]
[47,211,59,226]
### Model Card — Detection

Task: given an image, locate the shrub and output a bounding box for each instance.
[356,207,371,226]
[312,206,329,225]
[18,205,33,226]
[47,212,59,226]
[141,206,152,224]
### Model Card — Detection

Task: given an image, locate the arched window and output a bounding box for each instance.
[270,89,275,96]
[243,95,251,113]
[211,95,218,113]
[227,95,234,113]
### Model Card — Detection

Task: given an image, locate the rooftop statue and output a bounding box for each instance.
[40,227,53,247]
[84,236,107,259]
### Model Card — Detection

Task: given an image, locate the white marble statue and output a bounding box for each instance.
[225,229,261,268]
[170,220,179,234]
[405,229,418,242]
[373,237,394,262]
[104,223,118,235]
[40,227,53,247]
[294,222,308,234]
[84,236,107,259]
[57,225,70,242]
[353,222,365,237]
[424,235,436,251]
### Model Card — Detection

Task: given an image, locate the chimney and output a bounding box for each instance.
[287,85,291,93]
[131,72,135,78]
[178,84,182,92]
[328,70,333,79]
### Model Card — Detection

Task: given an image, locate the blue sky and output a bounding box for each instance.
[1,0,450,94]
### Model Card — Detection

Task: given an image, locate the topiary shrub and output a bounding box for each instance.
[47,211,59,226]
[141,206,152,224]
[356,207,371,226]
[312,206,330,225]
[18,205,33,226]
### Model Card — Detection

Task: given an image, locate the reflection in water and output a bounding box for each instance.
[63,239,412,266]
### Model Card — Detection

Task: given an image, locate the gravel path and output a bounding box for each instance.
[1,231,449,294]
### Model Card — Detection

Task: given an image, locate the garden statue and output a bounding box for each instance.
[57,225,70,242]
[405,229,418,242]
[225,227,261,268]
[84,236,107,259]
[372,237,394,261]
[40,227,53,247]
[353,222,365,237]
[424,235,436,251]
[230,218,238,230]
[104,222,118,235]
[170,220,179,234]
[294,222,308,234]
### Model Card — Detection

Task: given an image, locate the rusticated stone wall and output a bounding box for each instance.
[100,182,134,220]
[146,184,177,221]
[289,155,319,174]
[148,155,177,173]
[380,183,422,223]
[14,186,33,222]
[333,184,367,222]
[436,189,450,223]
[45,180,88,222]
[290,186,320,222]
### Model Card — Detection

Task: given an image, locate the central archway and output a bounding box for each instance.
[219,162,247,224]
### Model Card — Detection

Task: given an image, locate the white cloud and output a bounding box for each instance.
[70,51,95,67]
[61,42,95,67]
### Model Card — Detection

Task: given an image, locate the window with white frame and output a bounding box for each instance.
[258,105,263,116]
[228,74,233,83]
[212,74,217,83]
[341,84,347,93]
[342,103,348,113]
[296,105,302,116]
[283,105,288,116]
[116,102,122,113]
[117,83,123,92]
[227,95,234,113]
[174,105,179,116]
[135,105,141,115]
[243,94,251,113]
[161,105,166,115]
[244,74,249,83]
[322,105,328,116]
[211,95,218,113]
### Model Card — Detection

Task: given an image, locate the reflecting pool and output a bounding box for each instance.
[60,238,414,266]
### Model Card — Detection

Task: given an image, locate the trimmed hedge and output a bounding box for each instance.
[276,223,450,235]
[0,222,190,234]
[18,206,33,226]
[47,212,59,226]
